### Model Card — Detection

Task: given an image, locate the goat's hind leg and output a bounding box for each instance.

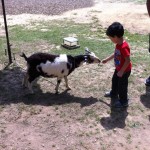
[64,76,71,90]
[27,75,38,94]
[28,81,34,94]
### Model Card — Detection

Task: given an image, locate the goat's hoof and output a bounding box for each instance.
[55,91,59,95]
[29,90,34,94]
[22,85,27,88]
[67,88,71,91]
[66,86,71,90]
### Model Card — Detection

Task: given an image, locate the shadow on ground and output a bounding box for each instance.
[140,90,150,122]
[100,107,128,130]
[0,66,99,108]
[140,92,150,109]
[100,97,128,130]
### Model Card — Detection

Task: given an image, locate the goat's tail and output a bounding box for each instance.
[20,52,28,61]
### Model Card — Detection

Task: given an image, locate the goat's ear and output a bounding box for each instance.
[85,47,91,54]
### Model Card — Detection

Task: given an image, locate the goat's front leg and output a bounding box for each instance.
[27,76,37,94]
[55,78,62,94]
[64,76,71,90]
[22,72,29,88]
[28,81,34,94]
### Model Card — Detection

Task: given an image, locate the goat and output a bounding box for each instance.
[21,48,101,94]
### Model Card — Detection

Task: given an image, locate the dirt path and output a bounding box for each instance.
[0,0,150,34]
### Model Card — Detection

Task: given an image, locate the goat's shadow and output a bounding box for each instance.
[21,90,98,107]
[0,65,98,107]
[100,98,128,130]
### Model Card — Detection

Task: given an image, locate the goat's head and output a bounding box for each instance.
[84,47,101,64]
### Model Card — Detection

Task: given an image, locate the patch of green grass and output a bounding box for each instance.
[127,117,143,128]
[126,133,132,144]
[8,20,148,57]
[0,37,7,63]
[8,21,112,58]
[131,0,146,4]
[125,0,146,4]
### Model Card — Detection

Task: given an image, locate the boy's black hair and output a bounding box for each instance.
[106,22,124,38]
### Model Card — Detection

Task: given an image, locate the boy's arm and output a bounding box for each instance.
[117,56,131,77]
[102,53,114,64]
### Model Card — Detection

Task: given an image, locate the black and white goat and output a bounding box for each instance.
[21,48,101,93]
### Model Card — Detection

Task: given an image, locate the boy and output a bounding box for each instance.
[102,22,132,108]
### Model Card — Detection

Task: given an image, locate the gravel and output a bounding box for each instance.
[0,0,94,15]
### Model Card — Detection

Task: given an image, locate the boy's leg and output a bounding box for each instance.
[105,70,119,97]
[118,71,131,105]
[111,69,119,98]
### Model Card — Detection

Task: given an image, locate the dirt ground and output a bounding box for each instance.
[0,0,150,150]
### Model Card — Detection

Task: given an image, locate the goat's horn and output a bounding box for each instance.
[85,47,91,53]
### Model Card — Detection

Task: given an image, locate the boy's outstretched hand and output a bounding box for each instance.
[101,54,114,64]
[101,59,107,64]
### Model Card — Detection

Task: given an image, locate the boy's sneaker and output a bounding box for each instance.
[104,91,111,97]
[104,91,118,99]
[111,100,128,108]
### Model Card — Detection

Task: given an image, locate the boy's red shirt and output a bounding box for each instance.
[114,41,132,72]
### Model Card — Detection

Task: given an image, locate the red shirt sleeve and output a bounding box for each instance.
[121,43,130,58]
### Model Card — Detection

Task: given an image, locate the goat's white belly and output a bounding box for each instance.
[40,61,69,77]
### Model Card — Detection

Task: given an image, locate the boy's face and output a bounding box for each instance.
[108,36,118,44]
